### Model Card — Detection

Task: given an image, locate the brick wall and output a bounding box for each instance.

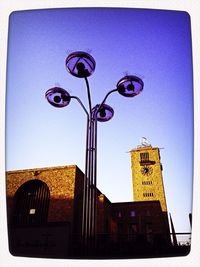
[6,165,81,224]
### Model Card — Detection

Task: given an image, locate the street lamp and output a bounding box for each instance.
[45,51,144,256]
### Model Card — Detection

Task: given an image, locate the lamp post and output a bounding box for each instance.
[45,51,144,256]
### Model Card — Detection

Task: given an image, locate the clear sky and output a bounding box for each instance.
[6,8,193,239]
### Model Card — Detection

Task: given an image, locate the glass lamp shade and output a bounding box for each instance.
[92,103,114,122]
[117,75,144,97]
[65,51,96,78]
[45,87,71,108]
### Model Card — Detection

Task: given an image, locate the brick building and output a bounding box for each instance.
[130,145,167,212]
[7,165,84,257]
[6,164,172,258]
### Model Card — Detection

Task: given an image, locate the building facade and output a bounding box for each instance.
[6,165,85,257]
[7,165,83,227]
[130,144,167,212]
[6,165,113,257]
[6,162,172,258]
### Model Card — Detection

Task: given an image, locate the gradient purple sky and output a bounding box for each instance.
[6,8,193,239]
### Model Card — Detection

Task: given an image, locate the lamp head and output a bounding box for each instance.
[92,103,114,122]
[45,87,71,108]
[117,75,144,97]
[65,51,96,78]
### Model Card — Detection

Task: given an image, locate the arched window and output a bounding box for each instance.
[12,179,50,225]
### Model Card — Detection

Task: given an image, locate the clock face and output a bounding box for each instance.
[141,166,153,176]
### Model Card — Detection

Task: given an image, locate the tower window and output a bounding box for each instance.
[142,181,153,185]
[143,193,154,197]
[140,152,149,162]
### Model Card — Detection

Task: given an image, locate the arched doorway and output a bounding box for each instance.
[12,179,50,225]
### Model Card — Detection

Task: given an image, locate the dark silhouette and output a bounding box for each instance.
[76,62,90,77]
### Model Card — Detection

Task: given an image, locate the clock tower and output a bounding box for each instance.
[130,139,167,212]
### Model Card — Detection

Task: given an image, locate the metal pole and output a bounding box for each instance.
[88,117,93,241]
[85,77,92,113]
[82,117,89,250]
[86,116,93,255]
[92,117,98,244]
[91,117,97,247]
[68,96,90,255]
[72,86,118,256]
[83,114,97,256]
[81,116,92,256]
[85,110,97,255]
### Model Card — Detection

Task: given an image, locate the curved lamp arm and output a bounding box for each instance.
[95,88,118,115]
[84,77,92,114]
[70,95,89,118]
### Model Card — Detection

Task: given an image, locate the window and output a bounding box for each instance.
[29,208,36,214]
[160,164,163,171]
[128,223,137,241]
[146,223,153,242]
[13,179,50,225]
[140,152,149,162]
[117,211,122,218]
[146,210,151,216]
[117,223,123,234]
[130,210,136,217]
[140,152,156,165]
[143,193,154,197]
[142,181,153,185]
